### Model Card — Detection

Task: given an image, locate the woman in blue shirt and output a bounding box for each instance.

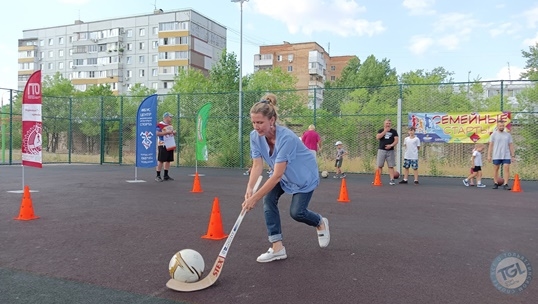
[242,93,330,263]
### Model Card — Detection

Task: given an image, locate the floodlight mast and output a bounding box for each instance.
[231,0,248,168]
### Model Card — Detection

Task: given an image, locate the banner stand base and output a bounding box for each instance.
[7,190,39,193]
[126,180,146,183]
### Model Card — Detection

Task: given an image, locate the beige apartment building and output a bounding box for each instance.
[18,9,226,95]
[253,42,357,107]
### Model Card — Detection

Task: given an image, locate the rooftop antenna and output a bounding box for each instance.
[328,42,330,54]
[507,62,511,81]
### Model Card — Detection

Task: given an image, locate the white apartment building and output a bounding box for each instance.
[18,9,226,95]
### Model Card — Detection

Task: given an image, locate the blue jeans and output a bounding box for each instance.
[263,182,322,243]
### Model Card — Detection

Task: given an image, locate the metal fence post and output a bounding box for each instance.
[100,96,104,165]
[119,95,123,165]
[68,97,72,164]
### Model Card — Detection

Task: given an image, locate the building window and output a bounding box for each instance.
[287,66,293,72]
[139,55,145,63]
[152,82,158,89]
[139,28,146,36]
[59,37,64,45]
[152,41,158,49]
[127,29,133,37]
[48,38,53,46]
[331,76,335,81]
[331,65,336,71]
[58,50,64,57]
[152,27,158,35]
[164,82,169,89]
[49,51,54,58]
[139,69,145,77]
[152,68,157,76]
[277,55,282,62]
[139,42,145,50]
[159,21,180,31]
[40,40,44,46]
[127,43,133,51]
[126,70,132,78]
[288,54,293,62]
[48,63,53,70]
[58,62,64,69]
[152,54,158,62]
[126,56,131,64]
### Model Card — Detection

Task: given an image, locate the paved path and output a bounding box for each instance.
[0,165,536,304]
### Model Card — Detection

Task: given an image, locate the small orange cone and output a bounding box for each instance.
[373,169,382,186]
[14,185,39,221]
[191,172,203,193]
[202,197,228,240]
[512,174,522,192]
[337,178,350,203]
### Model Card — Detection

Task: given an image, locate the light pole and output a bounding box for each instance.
[231,0,248,168]
[467,71,471,96]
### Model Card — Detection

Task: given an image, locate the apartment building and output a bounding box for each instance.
[17,9,226,95]
[253,41,357,107]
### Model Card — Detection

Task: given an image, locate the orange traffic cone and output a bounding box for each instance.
[191,172,203,193]
[14,185,39,221]
[202,197,228,240]
[373,169,382,186]
[337,178,350,203]
[512,174,523,192]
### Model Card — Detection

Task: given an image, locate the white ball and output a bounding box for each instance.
[321,171,328,178]
[169,249,205,282]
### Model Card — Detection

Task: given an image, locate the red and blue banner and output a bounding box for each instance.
[135,94,158,167]
[22,70,42,168]
[408,111,511,143]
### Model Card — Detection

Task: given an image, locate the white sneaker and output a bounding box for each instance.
[256,247,287,263]
[317,217,330,248]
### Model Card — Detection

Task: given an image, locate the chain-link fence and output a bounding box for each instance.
[2,80,537,179]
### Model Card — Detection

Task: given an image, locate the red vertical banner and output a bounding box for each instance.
[22,70,43,168]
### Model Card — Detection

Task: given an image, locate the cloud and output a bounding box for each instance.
[522,32,538,46]
[494,65,526,81]
[523,5,538,28]
[428,13,478,51]
[437,34,460,50]
[408,35,434,55]
[402,0,436,16]
[58,0,90,4]
[489,22,519,37]
[251,0,385,37]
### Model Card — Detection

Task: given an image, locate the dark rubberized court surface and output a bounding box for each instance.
[1,165,536,304]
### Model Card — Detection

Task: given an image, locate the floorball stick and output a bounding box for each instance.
[166,175,263,292]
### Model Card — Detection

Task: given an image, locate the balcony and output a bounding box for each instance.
[254,54,273,68]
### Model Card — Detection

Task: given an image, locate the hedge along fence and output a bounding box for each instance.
[1,80,537,180]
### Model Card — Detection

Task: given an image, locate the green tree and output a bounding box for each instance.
[520,42,538,80]
[209,50,240,92]
[74,84,115,154]
[41,72,75,152]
